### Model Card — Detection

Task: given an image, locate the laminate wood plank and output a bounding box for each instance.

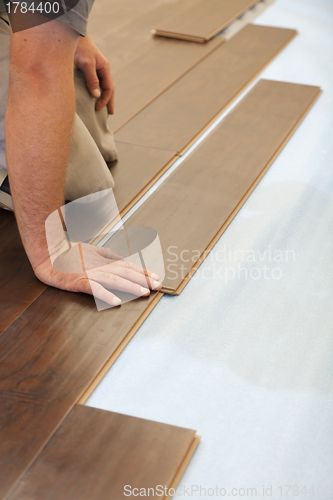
[221,0,276,42]
[153,0,259,42]
[9,405,198,500]
[88,0,163,41]
[110,36,224,132]
[110,141,177,216]
[89,0,223,133]
[0,208,14,230]
[120,80,321,294]
[165,434,201,500]
[0,289,163,499]
[0,218,46,336]
[116,25,298,154]
[90,0,196,73]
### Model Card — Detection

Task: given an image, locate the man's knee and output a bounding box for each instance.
[65,114,115,201]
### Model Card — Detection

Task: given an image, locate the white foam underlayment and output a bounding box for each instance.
[89,0,333,496]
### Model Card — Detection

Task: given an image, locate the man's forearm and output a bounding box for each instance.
[5,23,79,270]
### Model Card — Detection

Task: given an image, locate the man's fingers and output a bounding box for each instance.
[95,64,114,114]
[80,59,101,99]
[95,247,160,281]
[113,259,160,281]
[107,87,115,115]
[88,271,151,297]
[101,264,162,290]
[79,278,122,306]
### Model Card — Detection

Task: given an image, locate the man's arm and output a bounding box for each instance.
[6,17,161,305]
[6,18,78,270]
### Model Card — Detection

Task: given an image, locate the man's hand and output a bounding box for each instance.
[74,36,115,114]
[34,244,162,306]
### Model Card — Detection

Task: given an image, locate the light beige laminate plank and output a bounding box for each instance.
[119,80,321,294]
[153,0,259,42]
[116,25,298,154]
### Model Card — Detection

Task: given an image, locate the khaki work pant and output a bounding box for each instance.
[0,13,118,211]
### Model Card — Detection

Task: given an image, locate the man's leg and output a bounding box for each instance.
[74,67,118,163]
[64,66,119,201]
[65,112,115,201]
[0,13,13,210]
[0,12,116,209]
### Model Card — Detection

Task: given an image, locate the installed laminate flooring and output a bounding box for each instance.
[0,288,163,498]
[89,0,224,135]
[88,0,164,40]
[0,209,13,230]
[153,0,259,42]
[89,0,197,73]
[116,24,297,154]
[118,80,321,294]
[9,405,198,500]
[111,141,178,216]
[0,217,46,336]
[110,36,224,132]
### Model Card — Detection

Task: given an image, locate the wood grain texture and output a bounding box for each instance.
[78,292,164,403]
[110,36,224,132]
[89,0,196,73]
[116,24,297,154]
[153,0,259,42]
[111,141,178,216]
[88,0,164,41]
[0,289,162,499]
[9,405,197,500]
[121,80,321,293]
[0,218,46,336]
[88,0,224,136]
[0,208,14,230]
[165,434,201,500]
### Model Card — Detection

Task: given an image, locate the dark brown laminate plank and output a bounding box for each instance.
[9,405,198,500]
[0,289,163,498]
[0,218,46,335]
[153,0,259,42]
[110,141,177,216]
[116,25,297,153]
[121,80,321,293]
[0,209,14,231]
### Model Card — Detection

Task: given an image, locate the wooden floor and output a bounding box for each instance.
[0,0,319,498]
[8,405,199,500]
[116,25,297,153]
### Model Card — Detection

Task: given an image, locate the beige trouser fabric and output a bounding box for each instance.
[0,12,118,211]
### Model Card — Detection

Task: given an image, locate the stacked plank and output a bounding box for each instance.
[153,0,260,42]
